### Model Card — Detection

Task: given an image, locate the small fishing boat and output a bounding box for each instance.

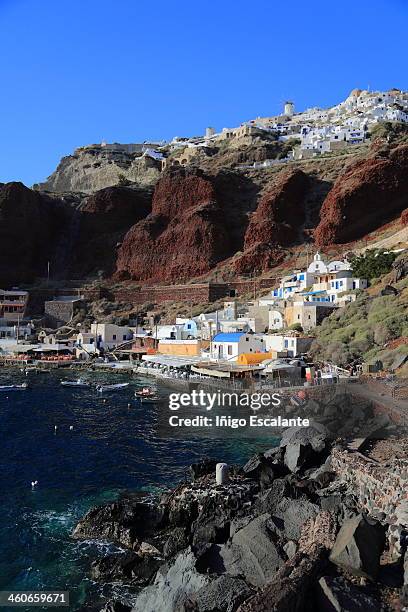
[61,378,90,388]
[135,387,156,398]
[0,383,29,391]
[96,382,129,393]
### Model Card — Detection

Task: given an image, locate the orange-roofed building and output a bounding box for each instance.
[237,352,273,366]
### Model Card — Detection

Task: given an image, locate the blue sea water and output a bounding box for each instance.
[0,369,273,611]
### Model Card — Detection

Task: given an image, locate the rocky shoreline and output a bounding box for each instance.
[72,422,408,612]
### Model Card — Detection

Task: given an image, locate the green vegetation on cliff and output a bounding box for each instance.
[311,276,408,368]
[350,249,397,281]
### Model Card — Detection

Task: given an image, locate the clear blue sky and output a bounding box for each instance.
[1,0,407,186]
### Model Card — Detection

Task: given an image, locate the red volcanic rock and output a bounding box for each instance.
[0,182,64,285]
[401,208,408,226]
[315,145,408,247]
[73,186,152,276]
[150,170,216,218]
[234,169,309,273]
[115,168,232,282]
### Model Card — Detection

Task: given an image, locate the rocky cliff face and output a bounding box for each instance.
[115,167,232,282]
[234,169,309,273]
[315,145,408,247]
[72,185,152,277]
[2,138,408,288]
[34,146,161,194]
[0,182,66,285]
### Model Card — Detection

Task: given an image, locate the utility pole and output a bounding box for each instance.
[47,261,50,286]
[209,320,213,360]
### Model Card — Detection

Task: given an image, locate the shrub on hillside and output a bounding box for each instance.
[369,121,408,143]
[310,277,408,366]
[289,323,303,332]
[349,249,397,281]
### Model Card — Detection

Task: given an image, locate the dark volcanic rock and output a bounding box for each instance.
[315,145,408,246]
[280,424,329,473]
[237,546,328,612]
[131,548,210,612]
[91,549,162,585]
[393,252,408,282]
[190,459,217,481]
[163,478,260,554]
[207,514,285,588]
[253,478,293,515]
[380,284,399,296]
[317,576,381,611]
[193,575,254,612]
[0,182,66,285]
[329,514,386,579]
[72,185,152,276]
[242,453,275,488]
[270,497,320,541]
[305,459,335,488]
[402,550,408,606]
[99,601,131,612]
[163,526,190,559]
[191,495,233,549]
[280,423,328,453]
[72,498,164,549]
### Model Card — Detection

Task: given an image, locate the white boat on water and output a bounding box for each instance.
[61,379,90,388]
[0,383,29,391]
[96,382,129,393]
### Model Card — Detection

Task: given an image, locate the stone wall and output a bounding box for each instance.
[360,376,408,405]
[106,282,231,306]
[331,448,408,555]
[28,278,280,315]
[27,288,102,315]
[44,299,83,327]
[227,278,279,295]
[103,280,279,306]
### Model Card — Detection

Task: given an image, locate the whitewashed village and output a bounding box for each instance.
[67,87,408,172]
[3,86,408,390]
[0,251,379,388]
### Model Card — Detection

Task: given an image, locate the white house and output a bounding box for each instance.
[75,331,99,360]
[327,259,351,272]
[210,332,266,361]
[261,334,314,358]
[259,252,366,310]
[326,276,368,302]
[90,323,133,350]
[268,308,286,330]
[174,318,199,338]
[307,251,328,274]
